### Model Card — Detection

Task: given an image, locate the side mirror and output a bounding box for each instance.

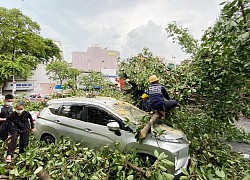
[107,121,120,131]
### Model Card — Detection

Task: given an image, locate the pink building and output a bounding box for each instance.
[72,45,120,72]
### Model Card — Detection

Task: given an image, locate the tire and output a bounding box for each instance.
[42,135,55,144]
[138,154,156,165]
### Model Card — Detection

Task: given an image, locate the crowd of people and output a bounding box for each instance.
[0,94,35,163]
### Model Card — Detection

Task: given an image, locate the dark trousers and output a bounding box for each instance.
[8,131,29,156]
[0,121,10,141]
[163,100,178,112]
[151,100,178,112]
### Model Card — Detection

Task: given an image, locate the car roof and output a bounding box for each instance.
[47,96,119,108]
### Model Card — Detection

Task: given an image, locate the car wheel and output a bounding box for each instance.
[42,135,55,144]
[138,154,156,165]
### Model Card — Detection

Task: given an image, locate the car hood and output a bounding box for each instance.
[152,124,185,140]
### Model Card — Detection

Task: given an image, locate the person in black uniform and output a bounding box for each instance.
[0,94,14,140]
[0,94,14,125]
[147,75,178,116]
[141,93,152,112]
[5,101,35,163]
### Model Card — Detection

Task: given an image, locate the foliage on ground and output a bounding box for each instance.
[0,137,174,180]
[167,108,250,179]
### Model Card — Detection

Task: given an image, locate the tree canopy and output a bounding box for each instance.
[46,60,69,85]
[0,7,61,84]
[165,0,250,122]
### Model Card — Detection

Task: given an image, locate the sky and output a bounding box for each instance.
[0,0,222,63]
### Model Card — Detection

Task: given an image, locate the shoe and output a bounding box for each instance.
[5,155,11,163]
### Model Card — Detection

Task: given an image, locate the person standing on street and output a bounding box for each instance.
[147,75,178,116]
[0,94,14,125]
[5,102,35,163]
[0,94,14,141]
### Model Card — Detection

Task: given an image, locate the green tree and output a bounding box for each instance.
[64,68,81,93]
[118,48,169,100]
[0,7,61,85]
[80,71,109,92]
[166,22,199,55]
[46,60,69,85]
[166,0,250,122]
[194,0,250,121]
[118,48,198,104]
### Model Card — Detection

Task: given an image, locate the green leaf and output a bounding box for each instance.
[91,175,99,180]
[215,170,226,178]
[158,152,167,160]
[158,173,164,180]
[126,175,134,180]
[118,166,123,171]
[158,165,167,171]
[180,176,188,180]
[243,174,250,180]
[238,32,250,41]
[10,169,19,176]
[154,150,159,158]
[162,159,174,167]
[181,167,189,175]
[163,172,174,180]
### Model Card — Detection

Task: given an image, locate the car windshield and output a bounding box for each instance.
[112,101,147,123]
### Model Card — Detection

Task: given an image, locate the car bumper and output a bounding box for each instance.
[174,155,190,178]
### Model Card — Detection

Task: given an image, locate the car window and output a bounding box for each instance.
[61,105,85,120]
[86,107,114,126]
[49,104,61,115]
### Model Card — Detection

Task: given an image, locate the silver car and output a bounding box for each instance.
[35,97,189,176]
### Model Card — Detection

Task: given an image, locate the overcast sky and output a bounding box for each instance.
[0,0,222,63]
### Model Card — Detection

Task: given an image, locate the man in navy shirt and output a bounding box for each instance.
[147,75,178,116]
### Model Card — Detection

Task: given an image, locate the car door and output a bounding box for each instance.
[80,105,127,150]
[53,104,90,143]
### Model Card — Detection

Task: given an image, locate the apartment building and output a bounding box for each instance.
[72,44,119,72]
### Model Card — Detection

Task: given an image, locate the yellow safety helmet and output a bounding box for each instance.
[141,93,149,99]
[149,75,159,83]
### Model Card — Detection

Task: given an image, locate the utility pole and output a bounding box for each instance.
[12,48,16,96]
[12,75,16,96]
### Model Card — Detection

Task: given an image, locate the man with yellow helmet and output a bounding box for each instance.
[140,93,151,112]
[147,75,178,116]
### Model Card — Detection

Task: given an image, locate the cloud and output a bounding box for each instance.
[0,0,222,62]
[122,20,189,63]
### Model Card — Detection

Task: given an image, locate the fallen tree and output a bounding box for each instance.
[139,111,163,139]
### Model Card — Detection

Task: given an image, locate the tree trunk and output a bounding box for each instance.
[34,167,51,180]
[0,175,9,179]
[139,111,163,139]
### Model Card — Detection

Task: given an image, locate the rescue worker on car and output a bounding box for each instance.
[147,75,178,116]
[141,93,152,112]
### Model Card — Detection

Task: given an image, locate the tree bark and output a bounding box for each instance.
[34,167,51,180]
[139,111,163,139]
[239,0,248,32]
[0,175,9,179]
[127,162,146,174]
